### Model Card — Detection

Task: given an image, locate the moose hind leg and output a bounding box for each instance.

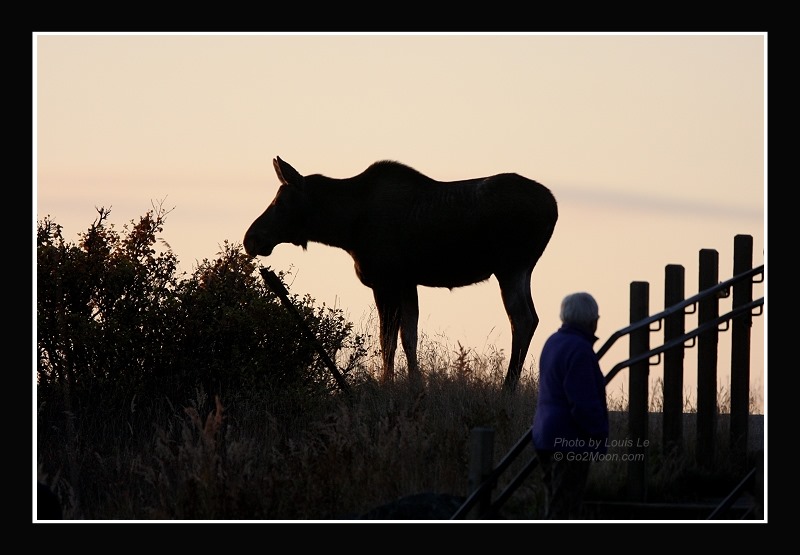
[374,287,402,383]
[399,286,420,379]
[498,269,538,392]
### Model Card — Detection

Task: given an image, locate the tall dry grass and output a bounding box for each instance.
[37,331,758,520]
[37,334,542,520]
[586,376,762,505]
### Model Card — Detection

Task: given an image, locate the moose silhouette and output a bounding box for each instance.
[244,157,557,392]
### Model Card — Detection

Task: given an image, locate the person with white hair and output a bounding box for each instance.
[531,292,609,519]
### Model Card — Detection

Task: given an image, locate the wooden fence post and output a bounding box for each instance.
[697,249,719,467]
[730,234,753,463]
[467,427,495,518]
[663,264,685,453]
[627,281,649,502]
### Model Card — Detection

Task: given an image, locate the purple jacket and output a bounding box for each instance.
[532,324,609,454]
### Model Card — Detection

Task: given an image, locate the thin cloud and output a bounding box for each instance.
[557,185,764,221]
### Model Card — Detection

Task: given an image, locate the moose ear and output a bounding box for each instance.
[273,157,304,187]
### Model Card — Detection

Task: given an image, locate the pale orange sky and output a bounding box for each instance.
[34,33,766,411]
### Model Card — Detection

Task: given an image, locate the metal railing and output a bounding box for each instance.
[707,466,759,519]
[451,263,764,520]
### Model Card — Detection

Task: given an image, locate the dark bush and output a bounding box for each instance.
[36,203,364,436]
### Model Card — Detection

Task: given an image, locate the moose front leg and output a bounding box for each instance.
[399,285,420,380]
[373,287,402,383]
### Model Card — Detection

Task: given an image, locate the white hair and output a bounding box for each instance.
[560,292,599,330]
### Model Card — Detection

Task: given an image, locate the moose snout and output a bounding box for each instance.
[243,234,257,256]
[243,231,273,257]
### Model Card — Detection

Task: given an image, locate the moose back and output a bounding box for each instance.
[244,157,558,392]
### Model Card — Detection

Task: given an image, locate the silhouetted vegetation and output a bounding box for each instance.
[36,205,538,519]
[36,205,756,520]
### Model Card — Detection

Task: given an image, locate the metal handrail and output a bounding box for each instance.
[596,265,763,360]
[707,466,757,519]
[451,264,764,520]
[450,422,537,519]
[603,297,764,384]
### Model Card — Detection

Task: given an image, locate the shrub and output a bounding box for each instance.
[36,203,366,454]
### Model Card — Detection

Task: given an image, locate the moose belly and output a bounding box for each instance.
[353,247,510,289]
